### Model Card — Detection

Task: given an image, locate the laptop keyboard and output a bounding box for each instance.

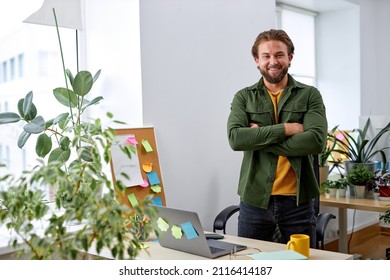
[209,246,225,254]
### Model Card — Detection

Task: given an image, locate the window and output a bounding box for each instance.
[18,53,24,78]
[10,57,15,80]
[2,61,7,82]
[276,5,317,86]
[0,24,77,183]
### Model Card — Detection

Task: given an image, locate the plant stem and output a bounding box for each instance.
[52,8,75,127]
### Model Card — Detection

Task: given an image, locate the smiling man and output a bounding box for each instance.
[227,29,328,248]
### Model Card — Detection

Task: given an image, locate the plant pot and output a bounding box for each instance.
[329,188,337,197]
[353,185,367,199]
[337,188,347,198]
[379,185,390,197]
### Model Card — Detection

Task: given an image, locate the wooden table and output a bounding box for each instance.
[320,194,389,253]
[88,233,353,260]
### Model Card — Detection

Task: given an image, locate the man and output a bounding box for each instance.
[227,29,327,248]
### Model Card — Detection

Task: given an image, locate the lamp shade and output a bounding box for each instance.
[23,0,82,30]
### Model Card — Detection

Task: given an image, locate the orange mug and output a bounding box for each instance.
[286,234,310,258]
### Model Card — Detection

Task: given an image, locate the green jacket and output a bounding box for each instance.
[227,75,327,208]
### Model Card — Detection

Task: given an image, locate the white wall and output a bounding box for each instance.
[316,3,360,130]
[139,0,275,231]
[83,0,143,128]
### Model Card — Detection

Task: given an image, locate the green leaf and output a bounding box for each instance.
[81,96,103,112]
[23,91,33,117]
[45,113,69,128]
[60,136,70,151]
[66,69,74,86]
[48,147,71,164]
[0,112,21,124]
[53,87,78,108]
[18,131,31,148]
[18,99,37,121]
[93,69,101,83]
[78,146,93,162]
[73,71,93,96]
[23,116,45,134]
[36,133,52,158]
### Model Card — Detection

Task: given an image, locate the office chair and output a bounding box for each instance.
[212,155,336,250]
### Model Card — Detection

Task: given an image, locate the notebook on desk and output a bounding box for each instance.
[150,205,247,259]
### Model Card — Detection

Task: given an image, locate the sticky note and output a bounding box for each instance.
[151,184,161,193]
[151,197,163,206]
[126,135,138,146]
[147,171,160,185]
[139,178,149,187]
[171,225,183,239]
[127,193,139,207]
[142,162,153,173]
[157,217,169,232]
[181,221,199,240]
[141,139,153,152]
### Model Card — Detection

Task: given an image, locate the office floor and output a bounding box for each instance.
[349,234,390,259]
[325,225,390,260]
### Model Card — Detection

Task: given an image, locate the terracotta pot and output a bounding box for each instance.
[379,185,390,197]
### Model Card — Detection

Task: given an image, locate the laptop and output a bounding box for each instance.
[150,205,247,258]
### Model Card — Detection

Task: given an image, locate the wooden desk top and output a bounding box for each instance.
[133,234,353,260]
[320,194,390,212]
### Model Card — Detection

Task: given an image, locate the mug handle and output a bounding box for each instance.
[286,240,295,250]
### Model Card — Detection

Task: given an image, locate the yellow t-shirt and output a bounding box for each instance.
[267,89,296,195]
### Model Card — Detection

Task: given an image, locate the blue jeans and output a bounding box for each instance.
[238,196,316,248]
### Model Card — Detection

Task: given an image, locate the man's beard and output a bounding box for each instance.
[259,67,288,84]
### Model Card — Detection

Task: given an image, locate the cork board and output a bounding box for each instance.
[110,127,166,208]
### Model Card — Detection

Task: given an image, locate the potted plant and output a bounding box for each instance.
[335,178,349,198]
[374,170,390,199]
[0,11,156,260]
[321,179,338,197]
[330,118,390,169]
[346,165,375,199]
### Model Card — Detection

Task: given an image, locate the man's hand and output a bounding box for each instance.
[249,122,259,128]
[284,123,304,136]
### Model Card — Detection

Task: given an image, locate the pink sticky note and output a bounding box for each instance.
[126,135,138,146]
[140,178,149,187]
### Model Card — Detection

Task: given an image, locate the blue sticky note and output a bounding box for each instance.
[181,221,199,240]
[151,197,163,206]
[147,171,160,185]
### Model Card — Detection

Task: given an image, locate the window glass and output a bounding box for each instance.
[276,7,316,86]
[0,24,77,191]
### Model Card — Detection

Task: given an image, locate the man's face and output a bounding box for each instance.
[255,40,293,84]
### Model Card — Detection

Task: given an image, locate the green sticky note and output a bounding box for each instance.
[171,225,183,239]
[151,184,161,193]
[157,217,169,232]
[141,139,153,152]
[127,193,139,207]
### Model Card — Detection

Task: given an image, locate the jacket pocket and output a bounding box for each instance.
[280,102,307,123]
[245,108,273,126]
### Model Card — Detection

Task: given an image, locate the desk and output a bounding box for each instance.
[320,194,389,254]
[88,233,353,260]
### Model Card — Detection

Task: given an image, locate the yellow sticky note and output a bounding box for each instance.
[157,217,169,232]
[171,225,183,239]
[141,139,153,152]
[151,184,161,193]
[127,193,139,207]
[142,162,153,172]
